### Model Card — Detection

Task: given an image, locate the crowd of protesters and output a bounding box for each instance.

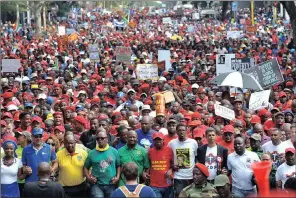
[1,4,296,198]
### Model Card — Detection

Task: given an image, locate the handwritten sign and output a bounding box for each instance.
[227,31,243,39]
[231,58,255,72]
[58,26,66,36]
[249,90,271,110]
[116,47,131,65]
[162,17,172,24]
[158,50,171,71]
[136,64,158,81]
[1,59,21,72]
[214,104,235,121]
[244,59,284,89]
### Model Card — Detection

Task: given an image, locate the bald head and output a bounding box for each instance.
[38,162,51,178]
[281,123,291,132]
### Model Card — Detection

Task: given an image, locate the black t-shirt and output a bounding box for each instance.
[24,181,66,198]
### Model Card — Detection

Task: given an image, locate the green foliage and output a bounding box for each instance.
[0,1,27,14]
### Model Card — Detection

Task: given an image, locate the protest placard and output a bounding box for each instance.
[192,13,200,20]
[1,59,21,73]
[58,26,66,36]
[88,44,98,52]
[89,52,100,61]
[227,31,243,39]
[214,104,235,121]
[136,64,158,81]
[162,17,172,24]
[116,47,131,65]
[249,90,271,110]
[158,50,171,71]
[231,58,255,72]
[216,54,236,75]
[244,58,284,89]
[153,91,175,104]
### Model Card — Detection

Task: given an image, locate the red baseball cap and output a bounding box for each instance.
[193,128,205,138]
[278,91,287,98]
[285,148,295,154]
[251,115,261,124]
[222,125,235,133]
[152,132,164,140]
[54,126,65,133]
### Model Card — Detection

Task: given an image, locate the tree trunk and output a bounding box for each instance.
[281,1,296,46]
[32,1,44,33]
[221,1,229,21]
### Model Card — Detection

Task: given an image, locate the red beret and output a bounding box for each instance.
[1,120,7,127]
[278,91,287,98]
[141,84,150,89]
[144,99,153,105]
[222,125,235,133]
[98,114,109,120]
[2,112,13,119]
[195,163,209,177]
[251,115,261,124]
[258,109,269,117]
[2,92,14,99]
[31,116,42,123]
[74,116,87,126]
[54,126,65,133]
[286,81,294,87]
[53,112,63,117]
[65,106,75,112]
[193,128,206,138]
[89,79,98,84]
[176,76,183,82]
[188,120,201,127]
[91,98,100,104]
[191,112,201,120]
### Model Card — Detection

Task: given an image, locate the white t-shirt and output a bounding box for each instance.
[262,141,288,169]
[275,162,296,188]
[284,139,295,149]
[227,150,260,190]
[1,158,22,184]
[205,145,218,180]
[168,138,198,179]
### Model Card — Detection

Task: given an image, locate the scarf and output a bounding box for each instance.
[96,143,109,152]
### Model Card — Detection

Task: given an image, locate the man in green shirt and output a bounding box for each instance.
[118,130,150,186]
[248,133,263,160]
[84,131,121,198]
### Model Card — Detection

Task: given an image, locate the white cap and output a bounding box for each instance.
[14,77,22,83]
[78,90,88,97]
[191,83,199,89]
[141,105,151,111]
[37,93,47,100]
[158,76,167,82]
[127,89,136,94]
[31,73,38,78]
[1,78,8,84]
[81,69,87,74]
[6,104,18,111]
[22,76,30,82]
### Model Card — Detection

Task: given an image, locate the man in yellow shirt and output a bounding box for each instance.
[52,133,88,198]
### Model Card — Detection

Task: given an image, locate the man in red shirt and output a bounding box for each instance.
[216,125,235,154]
[163,119,178,146]
[148,132,174,198]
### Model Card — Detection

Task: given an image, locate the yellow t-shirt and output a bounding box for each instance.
[56,146,88,186]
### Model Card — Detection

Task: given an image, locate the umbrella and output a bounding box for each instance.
[210,71,263,90]
[171,35,182,41]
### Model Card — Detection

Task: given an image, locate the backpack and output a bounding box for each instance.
[119,184,145,197]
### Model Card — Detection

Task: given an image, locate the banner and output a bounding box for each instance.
[249,90,271,110]
[1,59,21,72]
[66,28,75,35]
[192,13,200,20]
[116,47,131,65]
[216,54,236,75]
[68,32,79,42]
[246,25,257,33]
[244,59,284,89]
[136,64,158,80]
[162,17,172,24]
[231,58,255,72]
[227,31,243,39]
[158,50,171,71]
[88,44,99,61]
[214,104,235,121]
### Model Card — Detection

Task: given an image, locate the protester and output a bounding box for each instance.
[179,163,218,197]
[111,162,156,198]
[23,162,66,198]
[1,140,26,198]
[227,137,260,197]
[53,133,88,198]
[148,132,174,198]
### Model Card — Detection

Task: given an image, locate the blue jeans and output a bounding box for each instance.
[90,184,116,198]
[232,186,257,197]
[151,186,173,198]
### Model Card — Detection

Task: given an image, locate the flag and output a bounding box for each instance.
[68,32,79,41]
[122,9,130,24]
[12,17,22,32]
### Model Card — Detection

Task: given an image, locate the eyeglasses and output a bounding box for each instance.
[33,135,43,139]
[47,143,55,146]
[96,137,107,141]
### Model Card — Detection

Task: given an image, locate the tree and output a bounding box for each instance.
[0,1,27,22]
[221,1,230,21]
[280,1,296,46]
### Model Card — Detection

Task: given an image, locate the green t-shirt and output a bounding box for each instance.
[84,146,120,185]
[16,145,25,183]
[118,144,150,186]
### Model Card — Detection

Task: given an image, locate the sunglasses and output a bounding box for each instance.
[96,137,107,141]
[34,135,43,138]
[47,143,55,146]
